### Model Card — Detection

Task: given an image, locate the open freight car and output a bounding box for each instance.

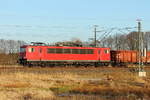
[111,50,150,66]
[19,43,111,67]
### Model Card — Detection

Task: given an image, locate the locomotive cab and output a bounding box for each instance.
[19,46,27,64]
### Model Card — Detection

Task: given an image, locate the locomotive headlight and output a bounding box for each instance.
[28,48,32,53]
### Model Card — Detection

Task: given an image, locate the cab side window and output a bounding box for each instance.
[104,49,109,54]
[28,48,35,53]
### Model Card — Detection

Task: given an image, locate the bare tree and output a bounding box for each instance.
[0,39,26,54]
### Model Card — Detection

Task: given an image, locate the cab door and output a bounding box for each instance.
[38,48,42,61]
[27,47,38,61]
[98,49,101,61]
[98,48,110,62]
[27,46,42,61]
[98,48,105,62]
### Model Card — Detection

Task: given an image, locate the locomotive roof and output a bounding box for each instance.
[21,45,110,49]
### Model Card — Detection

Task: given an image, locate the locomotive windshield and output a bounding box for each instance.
[20,48,26,53]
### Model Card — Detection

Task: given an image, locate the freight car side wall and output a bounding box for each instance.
[145,51,150,63]
[110,50,139,64]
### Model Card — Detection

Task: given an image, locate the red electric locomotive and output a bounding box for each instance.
[19,43,111,66]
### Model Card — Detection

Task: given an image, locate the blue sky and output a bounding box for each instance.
[0,0,149,43]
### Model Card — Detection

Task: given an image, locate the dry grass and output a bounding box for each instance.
[71,83,150,97]
[0,71,79,100]
[0,67,150,100]
[0,88,55,100]
[0,53,18,65]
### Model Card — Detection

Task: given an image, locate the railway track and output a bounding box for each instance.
[0,66,119,73]
[0,65,149,69]
[0,65,149,73]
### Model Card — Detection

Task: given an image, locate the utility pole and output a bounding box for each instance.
[94,25,98,47]
[138,20,141,70]
[137,20,146,77]
[116,33,118,50]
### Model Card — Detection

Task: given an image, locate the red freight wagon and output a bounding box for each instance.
[19,44,110,66]
[111,50,150,65]
[111,50,138,64]
[144,51,150,63]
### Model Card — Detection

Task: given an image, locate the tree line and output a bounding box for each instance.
[98,31,150,50]
[0,31,150,54]
[55,31,150,51]
[0,39,26,54]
